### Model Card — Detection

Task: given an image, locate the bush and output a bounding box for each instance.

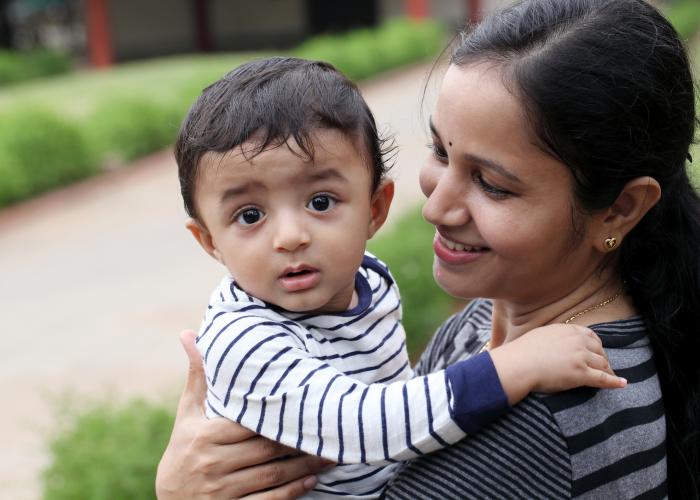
[368,206,461,359]
[0,17,446,207]
[42,399,174,500]
[665,0,700,40]
[0,49,72,86]
[83,97,182,164]
[295,18,446,81]
[0,107,94,205]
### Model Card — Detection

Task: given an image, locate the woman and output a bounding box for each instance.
[157,0,700,497]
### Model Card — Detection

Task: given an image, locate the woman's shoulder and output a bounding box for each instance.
[415,299,492,375]
[536,316,666,497]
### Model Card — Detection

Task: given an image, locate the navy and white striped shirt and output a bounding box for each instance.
[196,255,508,499]
[383,299,666,499]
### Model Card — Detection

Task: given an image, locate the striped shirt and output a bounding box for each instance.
[197,255,508,499]
[383,299,667,499]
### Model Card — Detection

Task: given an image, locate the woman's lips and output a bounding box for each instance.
[433,234,489,265]
[278,267,320,292]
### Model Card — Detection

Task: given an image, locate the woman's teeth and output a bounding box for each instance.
[441,236,485,252]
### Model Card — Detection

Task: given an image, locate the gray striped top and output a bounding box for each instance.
[383,299,667,499]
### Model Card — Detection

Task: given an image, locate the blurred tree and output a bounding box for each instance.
[0,0,14,48]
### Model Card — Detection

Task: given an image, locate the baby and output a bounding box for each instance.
[175,57,622,498]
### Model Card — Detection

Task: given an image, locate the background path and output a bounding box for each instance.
[0,62,437,499]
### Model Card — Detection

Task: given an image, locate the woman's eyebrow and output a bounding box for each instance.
[463,153,522,184]
[429,116,522,184]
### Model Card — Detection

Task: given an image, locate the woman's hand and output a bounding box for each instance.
[156,330,330,499]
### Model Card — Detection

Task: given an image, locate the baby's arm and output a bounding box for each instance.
[198,312,504,465]
[488,324,626,406]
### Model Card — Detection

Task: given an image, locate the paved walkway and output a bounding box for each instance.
[0,62,436,499]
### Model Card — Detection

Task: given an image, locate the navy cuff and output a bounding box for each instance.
[445,351,509,433]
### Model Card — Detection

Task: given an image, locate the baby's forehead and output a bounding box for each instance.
[195,130,373,188]
[198,128,372,174]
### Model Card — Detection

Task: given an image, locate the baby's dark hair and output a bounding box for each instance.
[176,56,394,219]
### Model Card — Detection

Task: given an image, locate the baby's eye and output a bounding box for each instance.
[235,207,264,225]
[307,194,337,212]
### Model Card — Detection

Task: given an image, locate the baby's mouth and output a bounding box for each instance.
[278,266,321,292]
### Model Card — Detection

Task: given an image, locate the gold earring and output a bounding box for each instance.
[604,237,618,250]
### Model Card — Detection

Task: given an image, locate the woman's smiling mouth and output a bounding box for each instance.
[433,233,489,264]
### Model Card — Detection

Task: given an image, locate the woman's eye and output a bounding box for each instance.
[235,208,264,225]
[307,195,337,212]
[428,142,448,161]
[474,173,512,199]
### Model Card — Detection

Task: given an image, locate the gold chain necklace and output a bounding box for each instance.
[478,288,624,353]
[563,288,623,324]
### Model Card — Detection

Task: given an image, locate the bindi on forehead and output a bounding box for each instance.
[449,141,452,147]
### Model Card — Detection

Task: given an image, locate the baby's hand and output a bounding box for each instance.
[489,324,627,406]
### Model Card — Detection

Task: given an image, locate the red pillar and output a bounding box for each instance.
[85,0,113,67]
[406,0,428,20]
[194,0,212,52]
[468,0,482,24]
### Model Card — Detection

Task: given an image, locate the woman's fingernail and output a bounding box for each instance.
[303,476,317,490]
[619,377,627,386]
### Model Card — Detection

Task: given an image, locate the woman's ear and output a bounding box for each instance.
[368,180,395,239]
[185,218,224,263]
[593,176,661,252]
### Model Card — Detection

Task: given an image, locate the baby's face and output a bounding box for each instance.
[191,129,387,313]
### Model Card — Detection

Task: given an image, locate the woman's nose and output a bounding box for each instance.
[273,212,311,252]
[421,165,470,227]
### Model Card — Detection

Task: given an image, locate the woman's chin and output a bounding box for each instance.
[433,259,480,300]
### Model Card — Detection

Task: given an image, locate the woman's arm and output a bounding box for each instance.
[155,331,331,500]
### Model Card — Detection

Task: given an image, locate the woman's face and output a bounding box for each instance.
[421,63,602,305]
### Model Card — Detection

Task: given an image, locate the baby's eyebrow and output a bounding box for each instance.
[306,168,348,183]
[219,181,261,203]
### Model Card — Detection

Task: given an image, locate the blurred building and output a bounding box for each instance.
[3,0,514,66]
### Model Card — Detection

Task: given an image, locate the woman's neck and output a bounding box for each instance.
[490,272,635,348]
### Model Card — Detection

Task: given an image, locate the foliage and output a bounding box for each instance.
[667,0,700,40]
[295,18,446,81]
[42,399,174,500]
[665,0,700,40]
[368,206,461,360]
[0,107,93,205]
[0,18,445,208]
[83,97,182,164]
[0,49,72,86]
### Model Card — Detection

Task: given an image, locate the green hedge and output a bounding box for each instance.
[665,0,700,40]
[0,107,94,204]
[295,18,445,81]
[0,49,72,86]
[0,18,445,208]
[42,399,174,500]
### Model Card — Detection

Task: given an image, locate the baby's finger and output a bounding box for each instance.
[586,352,614,375]
[585,367,627,389]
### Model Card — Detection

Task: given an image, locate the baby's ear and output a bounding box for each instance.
[368,180,394,239]
[185,218,223,263]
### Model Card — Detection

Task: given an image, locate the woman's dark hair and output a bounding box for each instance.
[176,57,393,219]
[452,0,699,496]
